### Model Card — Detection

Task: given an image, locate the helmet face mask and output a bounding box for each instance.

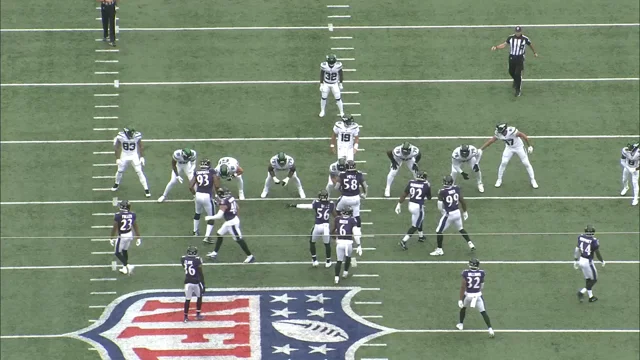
[326,54,337,67]
[469,258,480,270]
[460,145,470,158]
[200,159,211,169]
[187,246,198,256]
[496,123,508,136]
[401,142,411,155]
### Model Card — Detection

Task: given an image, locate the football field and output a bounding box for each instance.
[1,0,639,359]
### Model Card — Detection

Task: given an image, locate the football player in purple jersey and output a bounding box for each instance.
[396,171,432,250]
[574,225,605,303]
[110,200,142,275]
[430,175,475,256]
[181,246,205,322]
[331,206,362,284]
[457,258,494,338]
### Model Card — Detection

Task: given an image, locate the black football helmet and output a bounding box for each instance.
[584,224,596,235]
[326,54,337,67]
[187,246,198,256]
[460,145,470,158]
[318,189,329,202]
[123,127,136,139]
[217,187,230,198]
[119,200,131,211]
[496,123,508,136]
[336,157,347,172]
[401,142,412,156]
[469,258,480,270]
[342,114,355,126]
[443,175,454,186]
[341,206,353,216]
[346,160,356,171]
[200,159,211,169]
[417,171,428,181]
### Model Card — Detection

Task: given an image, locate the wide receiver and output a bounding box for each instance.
[451,144,484,193]
[331,115,360,161]
[261,152,306,198]
[620,142,639,206]
[111,128,150,197]
[332,206,362,284]
[384,142,422,197]
[288,190,336,268]
[158,148,197,203]
[396,171,432,250]
[214,156,245,200]
[319,54,344,117]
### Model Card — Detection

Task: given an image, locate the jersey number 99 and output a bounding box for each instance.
[445,193,459,207]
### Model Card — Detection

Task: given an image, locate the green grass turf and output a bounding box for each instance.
[0,337,99,360]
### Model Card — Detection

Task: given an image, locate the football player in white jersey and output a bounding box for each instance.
[331,115,359,161]
[451,144,484,193]
[620,142,639,206]
[319,54,344,118]
[158,148,197,202]
[384,142,421,197]
[478,123,538,189]
[214,157,245,200]
[327,158,348,196]
[261,152,306,198]
[111,128,150,197]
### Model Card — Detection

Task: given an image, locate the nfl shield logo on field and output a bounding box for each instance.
[76,288,388,360]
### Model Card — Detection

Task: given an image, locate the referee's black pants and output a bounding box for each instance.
[508,55,525,90]
[101,4,117,42]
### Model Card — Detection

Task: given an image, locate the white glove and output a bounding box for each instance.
[395,203,401,214]
[272,176,280,185]
[176,176,184,184]
[573,261,579,270]
[116,159,121,166]
[463,212,469,220]
[477,149,483,156]
[319,83,324,91]
[110,238,116,246]
[360,193,366,199]
[339,83,343,90]
[356,245,363,256]
[140,157,146,166]
[458,300,464,308]
[282,177,290,186]
[601,260,605,267]
[136,238,142,246]
[527,146,533,154]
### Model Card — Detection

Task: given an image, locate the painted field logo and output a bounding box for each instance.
[75,287,389,360]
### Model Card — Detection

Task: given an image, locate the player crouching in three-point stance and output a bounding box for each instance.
[457,258,495,338]
[112,128,150,197]
[430,175,475,256]
[110,200,142,275]
[332,206,362,284]
[385,142,421,197]
[190,159,217,242]
[620,142,639,206]
[288,190,336,268]
[396,171,432,250]
[451,144,484,193]
[205,187,255,263]
[327,158,347,197]
[215,156,245,200]
[479,123,537,189]
[331,115,360,161]
[261,152,306,199]
[158,148,197,202]
[574,225,605,303]
[181,246,205,322]
[319,54,344,117]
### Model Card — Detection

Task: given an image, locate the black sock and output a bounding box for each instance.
[437,234,443,248]
[122,250,129,263]
[196,296,203,314]
[184,300,191,317]
[406,226,417,235]
[310,241,317,257]
[481,311,492,328]
[115,252,127,266]
[325,243,331,259]
[587,279,597,290]
[459,308,466,323]
[214,236,224,252]
[335,261,342,276]
[344,257,351,272]
[459,229,471,243]
[236,239,252,256]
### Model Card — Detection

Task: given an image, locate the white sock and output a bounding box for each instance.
[418,231,424,237]
[523,162,536,180]
[193,219,199,233]
[136,171,149,190]
[115,171,123,184]
[587,290,593,298]
[205,224,214,237]
[622,170,629,187]
[497,162,508,180]
[336,99,344,114]
[476,170,483,184]
[320,98,327,111]
[580,288,587,294]
[402,234,410,242]
[236,175,244,192]
[632,174,639,197]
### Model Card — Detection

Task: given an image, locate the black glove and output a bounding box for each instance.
[461,172,470,180]
[472,164,480,172]
[412,164,419,172]
[287,204,296,208]
[391,162,399,170]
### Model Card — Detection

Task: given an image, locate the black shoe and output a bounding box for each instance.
[109,41,116,47]
[398,241,408,250]
[111,183,119,191]
[183,316,188,322]
[577,291,585,303]
[144,190,151,198]
[418,236,426,243]
[515,89,521,97]
[588,296,598,303]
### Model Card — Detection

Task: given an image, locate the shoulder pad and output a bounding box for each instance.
[334,62,343,70]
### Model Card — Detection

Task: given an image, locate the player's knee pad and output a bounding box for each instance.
[335,98,341,102]
[321,97,327,100]
[206,219,214,226]
[193,213,201,220]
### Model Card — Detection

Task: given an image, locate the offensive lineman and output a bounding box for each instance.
[332,206,362,284]
[214,156,245,200]
[205,188,255,263]
[288,190,336,268]
[451,144,484,193]
[261,152,306,199]
[158,148,197,202]
[384,142,422,197]
[327,158,348,196]
[620,142,639,206]
[190,159,217,243]
[331,115,360,161]
[574,225,605,303]
[456,258,495,338]
[111,128,150,197]
[181,246,205,322]
[478,123,538,189]
[336,160,368,231]
[430,175,475,256]
[319,54,344,118]
[110,200,142,275]
[395,171,432,250]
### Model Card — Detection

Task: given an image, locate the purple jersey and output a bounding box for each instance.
[405,180,432,205]
[339,171,365,196]
[181,255,203,284]
[193,168,216,194]
[577,234,600,260]
[312,200,335,225]
[461,269,485,294]
[438,186,461,212]
[221,196,238,221]
[334,215,357,240]
[114,211,136,235]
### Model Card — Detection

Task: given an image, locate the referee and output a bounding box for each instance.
[98,0,117,47]
[491,26,538,97]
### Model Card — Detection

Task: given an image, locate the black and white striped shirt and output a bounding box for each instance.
[506,35,531,56]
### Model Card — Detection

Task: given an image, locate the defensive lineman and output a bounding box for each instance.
[181,246,205,322]
[456,258,495,338]
[336,160,368,230]
[190,159,217,243]
[574,225,605,303]
[451,144,484,193]
[430,175,475,256]
[332,206,362,284]
[206,188,255,263]
[327,158,347,196]
[385,142,422,197]
[214,156,245,200]
[396,171,432,250]
[110,200,142,275]
[158,148,197,202]
[478,123,538,189]
[620,142,639,206]
[261,152,306,199]
[288,190,336,268]
[331,115,360,161]
[319,54,344,118]
[112,128,150,197]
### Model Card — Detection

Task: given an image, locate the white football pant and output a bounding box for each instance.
[335,240,353,261]
[436,209,464,233]
[498,147,535,181]
[311,223,331,244]
[218,217,242,241]
[621,166,639,200]
[262,172,304,195]
[115,231,133,253]
[386,158,418,191]
[115,155,149,189]
[578,257,598,280]
[461,294,486,312]
[162,162,195,197]
[336,195,361,218]
[408,202,425,228]
[320,83,344,115]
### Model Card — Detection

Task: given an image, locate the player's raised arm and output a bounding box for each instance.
[479,136,497,151]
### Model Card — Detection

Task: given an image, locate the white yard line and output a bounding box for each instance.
[93,151,113,154]
[90,291,116,295]
[93,93,119,96]
[94,71,119,75]
[91,225,112,229]
[89,278,117,281]
[331,47,354,50]
[353,274,380,277]
[95,49,119,53]
[92,163,116,167]
[361,315,384,319]
[327,15,351,18]
[361,343,387,347]
[91,252,113,255]
[354,301,383,305]
[94,60,119,63]
[92,175,114,179]
[88,305,107,308]
[93,128,118,131]
[327,5,350,8]
[94,105,119,108]
[93,116,118,119]
[331,36,353,39]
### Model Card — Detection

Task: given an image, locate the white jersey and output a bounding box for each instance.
[494,126,523,148]
[392,144,420,161]
[114,131,142,156]
[321,61,343,84]
[270,154,295,171]
[172,149,197,165]
[452,145,480,163]
[333,121,359,148]
[621,147,640,168]
[216,157,240,176]
[329,161,342,177]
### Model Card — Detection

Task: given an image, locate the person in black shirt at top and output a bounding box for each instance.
[98,0,117,47]
[491,26,538,97]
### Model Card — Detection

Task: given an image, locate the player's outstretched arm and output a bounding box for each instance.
[479,137,497,151]
[491,42,507,51]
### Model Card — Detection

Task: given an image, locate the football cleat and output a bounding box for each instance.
[456,323,464,330]
[187,246,198,255]
[326,54,337,67]
[111,183,119,192]
[401,142,412,156]
[588,296,598,303]
[195,314,205,321]
[334,276,340,284]
[443,175,454,186]
[325,260,332,268]
[260,189,268,198]
[459,145,470,158]
[319,110,325,118]
[478,183,485,193]
[342,114,355,126]
[342,271,349,278]
[119,200,131,211]
[621,186,629,196]
[244,255,256,263]
[494,179,502,188]
[384,187,391,197]
[123,127,136,139]
[183,316,189,323]
[157,195,166,203]
[192,230,200,236]
[495,123,508,136]
[531,179,539,189]
[206,251,217,260]
[488,328,495,338]
[430,248,444,256]
[126,264,135,275]
[399,240,408,250]
[312,260,319,268]
[418,236,426,242]
[202,237,214,244]
[318,189,329,202]
[144,190,151,198]
[119,266,129,275]
[468,241,476,251]
[577,291,585,303]
[469,258,480,270]
[633,198,639,206]
[200,159,211,169]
